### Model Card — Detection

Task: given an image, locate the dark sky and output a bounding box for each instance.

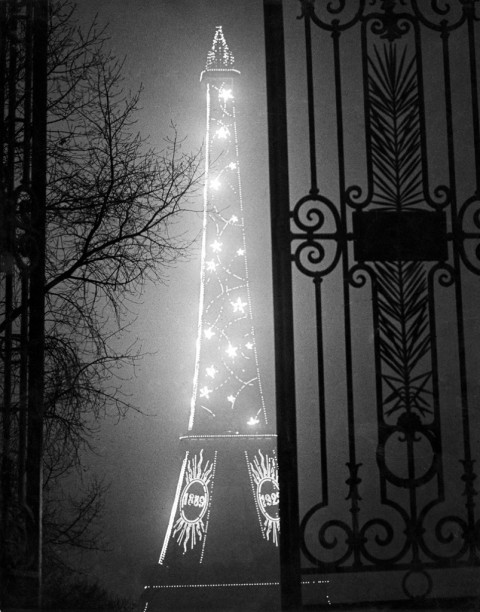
[73,0,277,599]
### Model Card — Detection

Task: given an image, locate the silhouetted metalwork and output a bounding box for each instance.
[266,0,480,607]
[0,0,48,606]
[264,1,302,610]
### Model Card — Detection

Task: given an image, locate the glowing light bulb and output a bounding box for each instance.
[210,240,222,253]
[206,260,217,272]
[245,342,253,350]
[216,126,230,139]
[228,162,237,170]
[219,88,233,102]
[204,327,215,339]
[200,386,212,399]
[206,365,217,379]
[231,297,247,313]
[226,344,237,358]
[211,177,221,190]
[247,417,260,426]
[236,248,245,256]
[229,215,238,224]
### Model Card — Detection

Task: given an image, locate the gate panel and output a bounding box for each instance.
[267,0,480,606]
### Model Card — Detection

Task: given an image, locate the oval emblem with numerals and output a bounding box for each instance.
[180,479,209,523]
[257,477,279,521]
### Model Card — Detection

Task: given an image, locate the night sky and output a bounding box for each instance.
[73,0,277,599]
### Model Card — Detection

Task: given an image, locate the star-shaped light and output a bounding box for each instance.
[204,327,215,339]
[206,260,217,272]
[229,215,238,224]
[228,162,237,170]
[206,365,217,379]
[227,395,235,404]
[211,177,221,190]
[210,240,222,253]
[236,248,245,256]
[231,297,247,313]
[226,344,237,358]
[200,386,212,399]
[219,88,233,102]
[245,342,253,350]
[216,126,230,139]
[247,417,260,426]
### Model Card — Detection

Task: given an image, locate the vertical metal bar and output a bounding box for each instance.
[427,265,445,503]
[263,1,301,609]
[304,11,318,196]
[25,0,48,605]
[440,22,476,554]
[466,6,480,190]
[331,26,361,565]
[314,277,328,508]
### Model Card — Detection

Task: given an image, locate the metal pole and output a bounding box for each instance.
[263,1,301,609]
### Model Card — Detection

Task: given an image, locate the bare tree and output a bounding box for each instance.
[1,0,201,585]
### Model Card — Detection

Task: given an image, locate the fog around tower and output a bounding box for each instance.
[72,0,275,599]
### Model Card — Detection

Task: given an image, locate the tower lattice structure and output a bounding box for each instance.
[141,26,279,611]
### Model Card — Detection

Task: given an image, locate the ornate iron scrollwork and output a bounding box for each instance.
[291,194,342,277]
[291,0,480,603]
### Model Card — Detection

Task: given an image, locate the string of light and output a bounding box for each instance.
[145,579,330,589]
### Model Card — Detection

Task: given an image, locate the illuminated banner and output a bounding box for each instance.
[172,450,217,554]
[246,450,280,545]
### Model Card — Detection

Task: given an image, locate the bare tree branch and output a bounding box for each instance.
[1,0,202,580]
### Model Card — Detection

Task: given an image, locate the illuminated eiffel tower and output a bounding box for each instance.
[140,27,279,611]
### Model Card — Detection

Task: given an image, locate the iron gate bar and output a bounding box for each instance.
[467,5,480,184]
[302,5,329,521]
[263,1,302,609]
[438,10,476,558]
[268,0,480,606]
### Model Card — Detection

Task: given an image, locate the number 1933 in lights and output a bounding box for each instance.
[247,451,280,546]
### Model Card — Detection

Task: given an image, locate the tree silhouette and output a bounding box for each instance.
[0,0,201,592]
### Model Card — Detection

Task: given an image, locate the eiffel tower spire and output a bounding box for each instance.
[205,25,235,70]
[140,28,279,611]
[189,33,268,438]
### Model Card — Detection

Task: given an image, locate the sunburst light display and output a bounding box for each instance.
[246,450,280,546]
[173,450,216,553]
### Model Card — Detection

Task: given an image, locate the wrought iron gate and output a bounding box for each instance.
[264,0,480,607]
